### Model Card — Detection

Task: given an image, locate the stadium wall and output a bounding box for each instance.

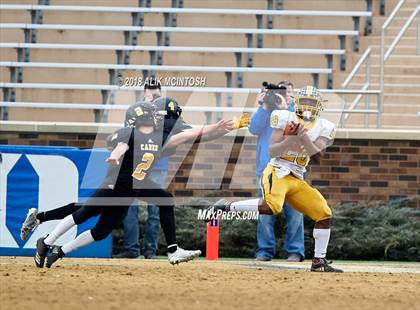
[1,126,418,207]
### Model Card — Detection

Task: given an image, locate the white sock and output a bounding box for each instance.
[313,228,331,258]
[44,215,76,246]
[61,230,95,254]
[230,199,260,212]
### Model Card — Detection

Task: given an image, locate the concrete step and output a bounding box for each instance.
[382,104,420,114]
[0,48,18,62]
[349,73,420,84]
[344,113,419,129]
[19,68,110,84]
[370,65,420,75]
[0,29,25,44]
[350,83,420,92]
[0,10,31,23]
[7,108,94,122]
[384,93,420,102]
[371,55,420,66]
[382,26,419,37]
[13,88,102,105]
[343,54,420,67]
[373,16,418,28]
[361,36,419,46]
[12,49,121,64]
[370,45,420,55]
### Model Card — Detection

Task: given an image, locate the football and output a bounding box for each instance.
[284,122,300,135]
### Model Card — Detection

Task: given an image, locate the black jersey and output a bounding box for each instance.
[106,127,173,188]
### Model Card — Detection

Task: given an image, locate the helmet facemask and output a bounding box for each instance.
[295,97,323,122]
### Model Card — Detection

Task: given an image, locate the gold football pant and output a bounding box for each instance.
[261,165,332,222]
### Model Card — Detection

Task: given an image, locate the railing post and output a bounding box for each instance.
[225,72,233,108]
[215,93,222,122]
[256,14,264,48]
[338,35,346,70]
[418,4,420,55]
[365,53,370,128]
[156,32,163,65]
[267,0,274,29]
[352,16,360,51]
[163,13,171,46]
[379,27,385,128]
[123,31,131,64]
[325,54,333,89]
[365,0,373,34]
[234,52,243,88]
[171,0,178,26]
[380,0,386,16]
[311,73,319,88]
[246,33,254,67]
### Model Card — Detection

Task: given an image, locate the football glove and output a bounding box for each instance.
[233,113,251,129]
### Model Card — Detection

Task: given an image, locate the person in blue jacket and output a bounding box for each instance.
[248,81,305,262]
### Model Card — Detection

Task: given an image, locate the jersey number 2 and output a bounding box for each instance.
[132,153,155,181]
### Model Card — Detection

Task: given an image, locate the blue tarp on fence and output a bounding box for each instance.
[0,145,112,258]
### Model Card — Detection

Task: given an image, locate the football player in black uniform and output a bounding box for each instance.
[35,101,233,268]
[21,84,248,241]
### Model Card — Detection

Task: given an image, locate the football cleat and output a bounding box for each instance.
[202,198,232,222]
[20,208,40,240]
[34,237,50,268]
[168,247,201,265]
[46,246,65,268]
[311,258,343,273]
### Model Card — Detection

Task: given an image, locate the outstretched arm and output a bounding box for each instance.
[165,119,233,148]
[193,113,249,142]
[106,143,129,165]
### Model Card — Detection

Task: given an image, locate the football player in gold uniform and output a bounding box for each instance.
[210,86,342,272]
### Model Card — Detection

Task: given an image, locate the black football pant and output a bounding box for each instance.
[41,182,177,247]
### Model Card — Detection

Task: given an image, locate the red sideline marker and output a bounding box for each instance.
[206,218,219,260]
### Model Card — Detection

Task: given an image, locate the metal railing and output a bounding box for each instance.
[379,0,420,127]
[341,47,374,128]
[341,0,420,129]
[0,101,380,115]
[0,83,381,95]
[0,4,372,17]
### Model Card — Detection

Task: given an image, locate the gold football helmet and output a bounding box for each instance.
[294,86,324,122]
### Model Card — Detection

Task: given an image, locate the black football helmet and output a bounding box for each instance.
[125,101,156,128]
[153,97,183,121]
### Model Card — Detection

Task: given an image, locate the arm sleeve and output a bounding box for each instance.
[248,106,270,136]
